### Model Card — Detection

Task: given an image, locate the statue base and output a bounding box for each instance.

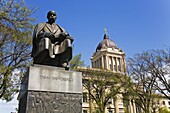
[18,65,82,113]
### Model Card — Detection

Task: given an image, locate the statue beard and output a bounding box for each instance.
[48,18,56,24]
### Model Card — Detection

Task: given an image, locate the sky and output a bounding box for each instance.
[28,0,170,66]
[1,0,170,112]
[24,0,170,66]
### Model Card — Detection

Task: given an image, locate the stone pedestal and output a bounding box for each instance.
[18,65,82,113]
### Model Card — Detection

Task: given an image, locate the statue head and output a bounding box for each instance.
[47,10,57,24]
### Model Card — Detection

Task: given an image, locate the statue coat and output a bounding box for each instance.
[31,22,73,65]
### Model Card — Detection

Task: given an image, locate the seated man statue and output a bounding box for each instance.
[31,10,74,70]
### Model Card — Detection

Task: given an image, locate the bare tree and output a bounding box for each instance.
[77,68,129,113]
[127,49,170,113]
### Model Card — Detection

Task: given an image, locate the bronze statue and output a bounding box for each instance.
[31,10,74,70]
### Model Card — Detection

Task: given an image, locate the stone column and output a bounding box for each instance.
[123,57,126,73]
[114,98,119,113]
[119,58,122,72]
[101,56,104,69]
[133,100,136,113]
[105,55,108,70]
[111,56,114,71]
[129,99,134,113]
[103,55,106,69]
[116,57,119,72]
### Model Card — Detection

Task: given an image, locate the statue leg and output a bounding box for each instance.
[34,52,60,67]
[33,38,61,66]
[33,49,49,64]
[58,47,72,70]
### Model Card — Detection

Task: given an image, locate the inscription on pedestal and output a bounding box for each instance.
[28,65,82,93]
[40,75,73,82]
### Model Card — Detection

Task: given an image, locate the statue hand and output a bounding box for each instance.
[44,32,55,39]
[60,32,67,38]
[57,33,67,41]
[66,36,74,42]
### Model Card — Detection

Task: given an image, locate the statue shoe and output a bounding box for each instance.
[62,63,70,70]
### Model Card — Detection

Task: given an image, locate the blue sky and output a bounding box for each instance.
[25,0,170,66]
[1,0,170,112]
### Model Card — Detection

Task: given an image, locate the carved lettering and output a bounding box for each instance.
[52,76,73,82]
[40,75,50,79]
[40,75,73,82]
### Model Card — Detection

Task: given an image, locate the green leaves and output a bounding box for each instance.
[69,53,84,69]
[159,107,170,113]
[0,0,35,101]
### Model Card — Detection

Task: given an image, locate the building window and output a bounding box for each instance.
[92,62,94,68]
[94,61,97,67]
[103,55,107,69]
[96,60,99,68]
[117,58,121,71]
[109,56,113,70]
[99,57,102,68]
[108,98,112,104]
[113,57,117,71]
[162,101,165,105]
[95,61,97,68]
[83,110,87,113]
[83,92,88,102]
[168,101,170,105]
[107,107,113,113]
[108,111,112,113]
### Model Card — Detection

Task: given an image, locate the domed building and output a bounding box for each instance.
[91,32,126,73]
[82,31,129,113]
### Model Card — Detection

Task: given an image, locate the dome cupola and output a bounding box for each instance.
[96,33,117,52]
[91,29,126,73]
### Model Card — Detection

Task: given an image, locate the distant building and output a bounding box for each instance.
[81,30,170,113]
[91,33,126,73]
[82,31,126,113]
[153,95,170,112]
[158,95,170,109]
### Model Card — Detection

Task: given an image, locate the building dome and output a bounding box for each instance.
[96,34,117,51]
